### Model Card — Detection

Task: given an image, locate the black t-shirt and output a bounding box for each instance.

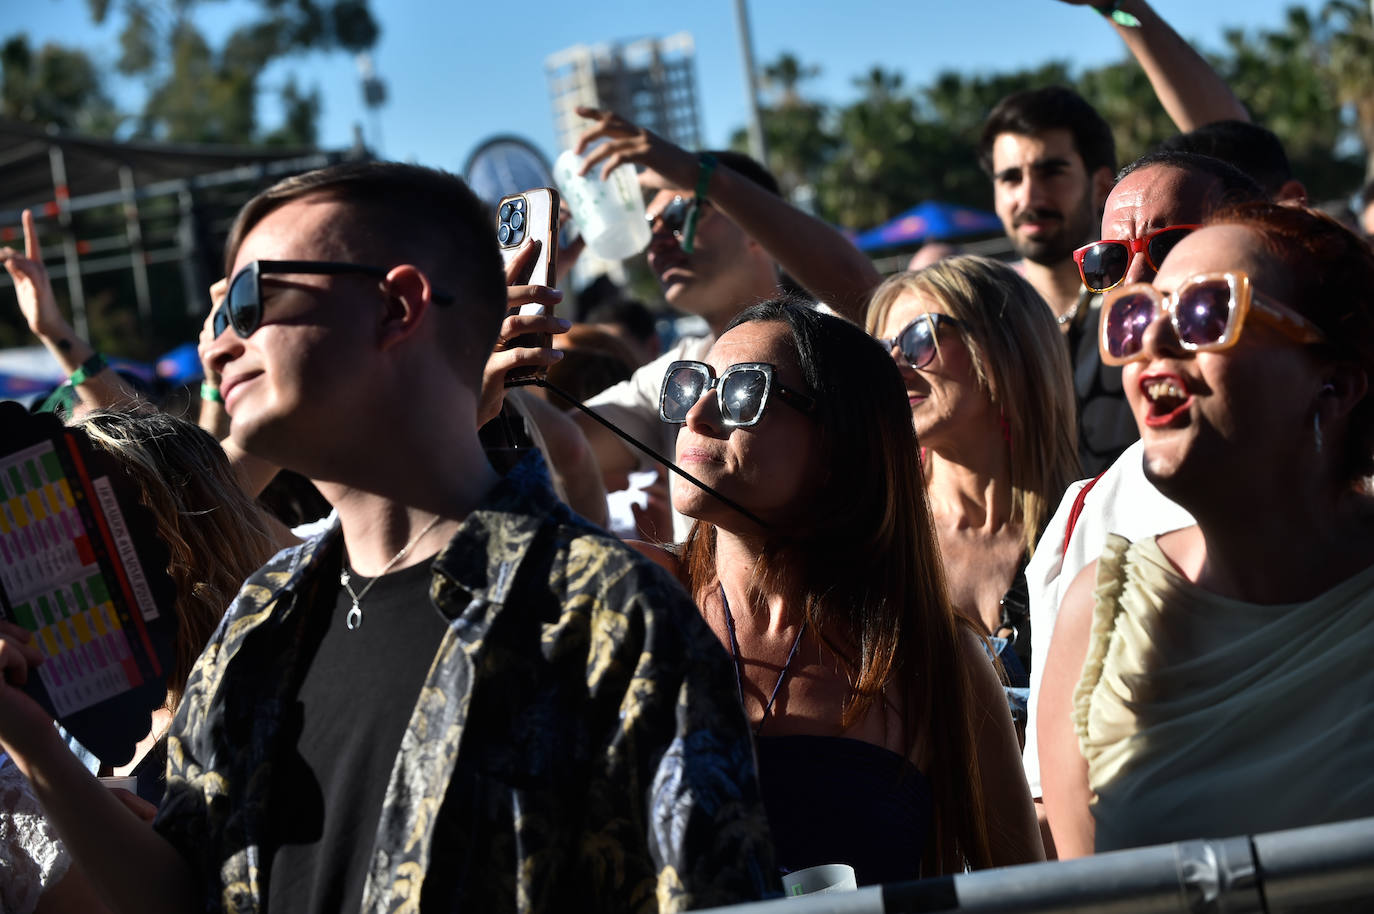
[267,555,446,914]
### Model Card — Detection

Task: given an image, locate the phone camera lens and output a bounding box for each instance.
[510,227,525,245]
[499,202,513,221]
[510,211,524,230]
[498,223,512,245]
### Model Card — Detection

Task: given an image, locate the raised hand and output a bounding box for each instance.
[478,241,569,427]
[0,620,58,776]
[1,209,70,341]
[573,107,699,190]
[199,278,228,391]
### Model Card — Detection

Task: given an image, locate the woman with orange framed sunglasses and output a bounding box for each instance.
[1039,202,1374,859]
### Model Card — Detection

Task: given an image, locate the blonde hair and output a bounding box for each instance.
[74,410,278,710]
[866,255,1080,555]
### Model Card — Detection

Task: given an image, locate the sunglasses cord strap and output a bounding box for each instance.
[507,376,770,530]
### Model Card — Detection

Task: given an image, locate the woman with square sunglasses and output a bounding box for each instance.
[1040,203,1374,858]
[866,257,1081,707]
[636,300,1043,882]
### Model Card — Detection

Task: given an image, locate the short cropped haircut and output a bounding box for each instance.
[224,161,507,389]
[1156,120,1293,198]
[978,86,1116,177]
[704,150,781,197]
[1115,150,1267,205]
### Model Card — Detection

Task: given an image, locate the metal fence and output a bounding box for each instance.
[698,816,1374,914]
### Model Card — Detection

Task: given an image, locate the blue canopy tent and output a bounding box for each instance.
[851,201,1002,252]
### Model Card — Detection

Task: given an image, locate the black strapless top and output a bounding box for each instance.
[755,734,932,886]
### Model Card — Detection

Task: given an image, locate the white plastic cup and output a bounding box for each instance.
[99,775,138,793]
[781,863,859,897]
[553,148,650,261]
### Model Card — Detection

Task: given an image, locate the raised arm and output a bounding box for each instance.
[575,108,882,323]
[1063,0,1248,130]
[1037,559,1100,858]
[2,210,141,410]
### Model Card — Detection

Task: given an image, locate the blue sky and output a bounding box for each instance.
[17,0,1312,172]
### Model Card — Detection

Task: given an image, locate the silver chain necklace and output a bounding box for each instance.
[1056,298,1081,327]
[339,515,442,631]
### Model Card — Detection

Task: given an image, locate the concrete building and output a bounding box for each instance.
[546,34,702,154]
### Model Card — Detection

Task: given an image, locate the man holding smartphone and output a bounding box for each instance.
[569,107,884,541]
[0,161,775,913]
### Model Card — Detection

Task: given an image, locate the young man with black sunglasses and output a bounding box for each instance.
[0,161,776,913]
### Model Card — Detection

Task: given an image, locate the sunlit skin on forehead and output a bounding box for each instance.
[1152,225,1291,302]
[1103,166,1217,241]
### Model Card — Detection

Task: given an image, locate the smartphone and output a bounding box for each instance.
[498,188,560,380]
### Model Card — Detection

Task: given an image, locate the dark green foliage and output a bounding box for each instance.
[738,4,1369,231]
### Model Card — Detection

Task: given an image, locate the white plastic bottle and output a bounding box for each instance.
[553,149,651,261]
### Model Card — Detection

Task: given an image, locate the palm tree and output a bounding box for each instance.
[1323,0,1374,177]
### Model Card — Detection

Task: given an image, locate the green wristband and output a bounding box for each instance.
[1094,0,1141,27]
[200,381,224,403]
[681,153,718,255]
[67,352,108,387]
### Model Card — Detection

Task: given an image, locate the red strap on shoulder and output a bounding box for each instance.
[1061,470,1108,555]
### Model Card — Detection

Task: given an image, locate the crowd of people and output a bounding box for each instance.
[2,0,1374,911]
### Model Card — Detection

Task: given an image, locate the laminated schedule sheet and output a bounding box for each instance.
[0,404,175,764]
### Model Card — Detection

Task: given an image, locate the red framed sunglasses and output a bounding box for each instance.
[1073,224,1201,293]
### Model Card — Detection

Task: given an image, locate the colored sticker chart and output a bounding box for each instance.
[0,439,156,718]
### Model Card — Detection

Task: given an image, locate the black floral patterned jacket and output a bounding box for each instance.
[154,453,776,913]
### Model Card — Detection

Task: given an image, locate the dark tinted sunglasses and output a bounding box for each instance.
[1073,224,1200,293]
[659,360,816,428]
[646,195,710,243]
[877,313,968,370]
[214,260,454,339]
[1099,271,1326,366]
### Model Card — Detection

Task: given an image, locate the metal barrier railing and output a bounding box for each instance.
[698,816,1374,913]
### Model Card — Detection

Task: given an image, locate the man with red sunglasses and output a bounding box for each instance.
[979,0,1250,479]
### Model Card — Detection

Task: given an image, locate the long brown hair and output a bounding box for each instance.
[679,300,994,873]
[866,256,1081,555]
[75,410,278,710]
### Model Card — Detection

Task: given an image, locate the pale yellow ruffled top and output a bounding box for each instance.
[1073,534,1374,852]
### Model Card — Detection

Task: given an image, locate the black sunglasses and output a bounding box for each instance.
[877,313,968,370]
[659,360,816,428]
[214,260,454,339]
[645,195,712,250]
[1072,224,1200,294]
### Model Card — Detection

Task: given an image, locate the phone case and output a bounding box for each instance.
[497,188,560,382]
[498,188,559,289]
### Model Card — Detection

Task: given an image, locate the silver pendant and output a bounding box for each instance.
[346,603,363,631]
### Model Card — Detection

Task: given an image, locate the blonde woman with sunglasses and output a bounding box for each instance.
[866,257,1081,706]
[1039,203,1374,857]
